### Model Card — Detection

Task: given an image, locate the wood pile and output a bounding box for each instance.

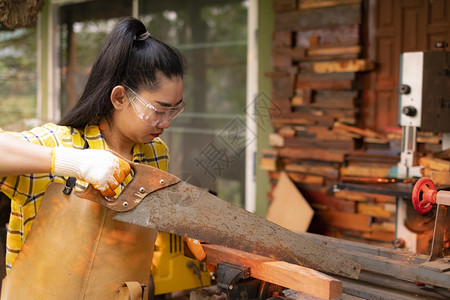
[263,0,445,247]
[419,152,450,188]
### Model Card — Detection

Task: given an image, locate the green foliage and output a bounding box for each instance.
[0,26,37,126]
[0,95,36,127]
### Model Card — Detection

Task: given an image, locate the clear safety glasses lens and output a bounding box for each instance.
[125,86,184,126]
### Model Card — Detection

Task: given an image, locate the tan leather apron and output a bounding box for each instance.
[1,182,157,300]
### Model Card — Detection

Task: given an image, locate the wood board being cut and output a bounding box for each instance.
[266,171,314,232]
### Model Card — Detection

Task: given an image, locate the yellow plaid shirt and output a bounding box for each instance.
[0,123,169,273]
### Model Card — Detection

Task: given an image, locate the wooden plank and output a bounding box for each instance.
[265,71,291,78]
[334,121,383,138]
[345,150,400,165]
[314,130,359,141]
[292,47,307,60]
[271,98,292,113]
[299,61,361,75]
[272,31,293,48]
[260,149,282,171]
[313,59,375,73]
[333,190,396,203]
[371,222,395,233]
[296,24,360,47]
[364,137,389,144]
[419,142,443,154]
[261,148,279,159]
[314,90,358,108]
[305,52,360,61]
[296,73,356,91]
[267,171,314,233]
[286,172,325,186]
[202,244,342,300]
[296,72,356,89]
[287,172,325,185]
[285,163,339,179]
[273,0,298,12]
[292,124,309,132]
[309,35,321,47]
[279,147,345,162]
[293,100,359,112]
[361,229,395,243]
[272,112,348,127]
[291,107,358,120]
[307,45,361,57]
[297,79,355,90]
[422,169,450,187]
[269,133,285,147]
[268,171,326,185]
[272,75,295,99]
[340,165,392,178]
[419,156,450,172]
[291,95,306,106]
[335,117,356,125]
[357,203,391,219]
[272,47,308,66]
[307,125,342,136]
[285,136,355,151]
[260,157,280,171]
[291,108,358,119]
[271,117,316,127]
[316,210,372,232]
[291,89,313,105]
[278,125,296,137]
[298,70,356,80]
[299,0,361,10]
[301,189,356,213]
[272,47,293,68]
[434,148,450,160]
[340,176,412,184]
[275,3,361,31]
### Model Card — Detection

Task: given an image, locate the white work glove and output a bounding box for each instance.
[52,147,130,198]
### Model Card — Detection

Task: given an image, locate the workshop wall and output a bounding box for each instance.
[263,0,450,250]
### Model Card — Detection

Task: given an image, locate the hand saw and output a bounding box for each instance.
[75,161,361,279]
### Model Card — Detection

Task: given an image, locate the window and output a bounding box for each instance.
[0,24,37,128]
[59,0,132,112]
[139,0,249,207]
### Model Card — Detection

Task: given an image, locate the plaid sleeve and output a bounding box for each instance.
[0,123,70,206]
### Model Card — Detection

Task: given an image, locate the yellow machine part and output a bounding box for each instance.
[151,232,211,295]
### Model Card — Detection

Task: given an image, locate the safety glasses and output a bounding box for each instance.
[124,85,185,126]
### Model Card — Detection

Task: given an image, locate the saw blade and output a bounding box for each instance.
[113,181,361,279]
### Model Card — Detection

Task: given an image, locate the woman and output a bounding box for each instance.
[0,17,185,298]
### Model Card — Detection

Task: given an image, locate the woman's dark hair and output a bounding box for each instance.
[59,17,186,129]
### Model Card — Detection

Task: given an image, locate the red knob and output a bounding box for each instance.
[412,177,437,214]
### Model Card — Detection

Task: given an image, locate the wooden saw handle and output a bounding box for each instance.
[74,152,180,212]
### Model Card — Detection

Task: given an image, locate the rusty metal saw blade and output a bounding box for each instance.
[113,180,361,279]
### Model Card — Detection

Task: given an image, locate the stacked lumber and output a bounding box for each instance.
[267,0,370,184]
[419,156,450,188]
[264,0,409,247]
[265,0,446,247]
